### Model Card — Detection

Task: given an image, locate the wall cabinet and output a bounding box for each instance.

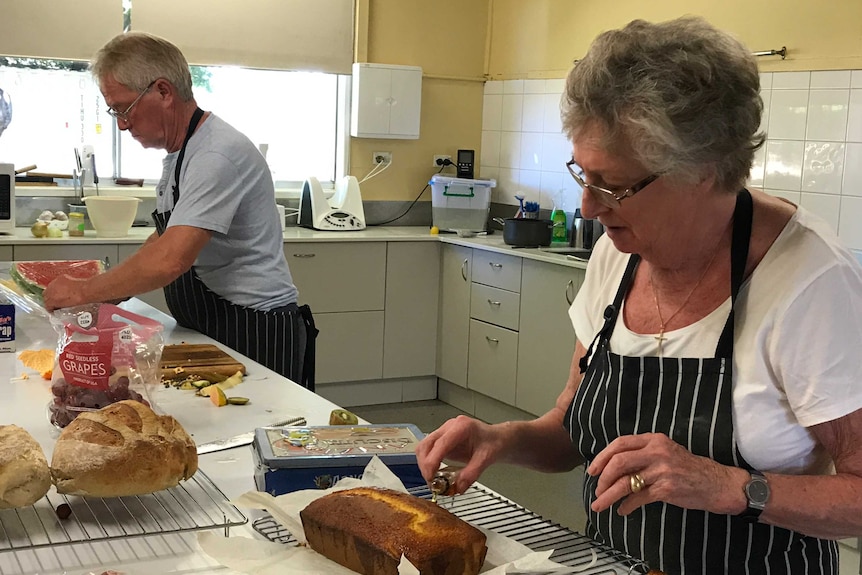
[350,63,422,139]
[516,259,584,416]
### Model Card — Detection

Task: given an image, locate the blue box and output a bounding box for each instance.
[0,300,15,352]
[252,424,425,495]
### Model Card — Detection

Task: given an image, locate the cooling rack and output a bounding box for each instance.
[0,470,246,554]
[252,484,652,575]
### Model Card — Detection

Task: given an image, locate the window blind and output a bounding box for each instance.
[132,0,354,73]
[0,0,121,61]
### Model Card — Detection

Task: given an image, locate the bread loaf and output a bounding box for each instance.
[0,425,51,508]
[300,487,487,575]
[51,400,197,497]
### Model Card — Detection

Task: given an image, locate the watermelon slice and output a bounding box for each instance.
[10,260,106,300]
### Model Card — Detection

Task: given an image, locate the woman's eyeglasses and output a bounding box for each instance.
[566,158,658,208]
[106,80,157,122]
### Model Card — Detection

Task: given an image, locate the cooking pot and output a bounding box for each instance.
[570,209,605,250]
[494,217,553,247]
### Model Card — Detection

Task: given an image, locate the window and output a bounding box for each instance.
[0,57,348,190]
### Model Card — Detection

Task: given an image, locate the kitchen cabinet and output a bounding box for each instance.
[286,242,386,384]
[437,244,472,387]
[516,259,583,416]
[117,244,170,315]
[0,246,12,261]
[14,244,118,263]
[383,242,440,378]
[350,63,422,139]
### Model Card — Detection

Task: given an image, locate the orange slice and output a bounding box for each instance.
[210,386,228,407]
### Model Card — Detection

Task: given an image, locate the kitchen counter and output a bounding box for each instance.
[0,226,588,269]
[0,298,344,575]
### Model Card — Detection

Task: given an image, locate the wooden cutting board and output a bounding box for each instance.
[160,344,246,379]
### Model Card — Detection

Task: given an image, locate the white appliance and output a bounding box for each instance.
[0,164,15,234]
[298,176,366,231]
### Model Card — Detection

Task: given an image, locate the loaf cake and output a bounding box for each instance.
[51,400,198,497]
[0,425,52,508]
[300,487,487,575]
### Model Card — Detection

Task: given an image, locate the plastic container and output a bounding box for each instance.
[252,423,425,495]
[67,212,85,236]
[82,196,141,238]
[551,206,568,244]
[430,175,495,233]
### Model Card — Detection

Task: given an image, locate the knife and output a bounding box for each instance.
[196,416,307,455]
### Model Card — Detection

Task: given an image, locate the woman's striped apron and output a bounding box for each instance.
[564,190,836,574]
[152,108,317,391]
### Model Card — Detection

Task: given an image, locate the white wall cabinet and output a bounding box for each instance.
[437,244,472,387]
[350,63,422,139]
[516,259,584,416]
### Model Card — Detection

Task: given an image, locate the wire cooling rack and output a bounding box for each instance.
[252,484,652,575]
[0,470,246,554]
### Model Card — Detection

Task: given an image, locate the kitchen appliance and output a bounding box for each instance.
[570,209,605,250]
[0,164,15,234]
[456,149,475,179]
[298,176,366,231]
[494,217,553,248]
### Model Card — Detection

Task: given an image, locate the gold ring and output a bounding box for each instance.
[629,473,645,494]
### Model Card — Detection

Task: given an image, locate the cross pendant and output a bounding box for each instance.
[655,329,667,356]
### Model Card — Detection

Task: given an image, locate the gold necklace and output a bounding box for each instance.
[649,244,722,357]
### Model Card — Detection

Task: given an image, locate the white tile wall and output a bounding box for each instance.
[479,71,862,259]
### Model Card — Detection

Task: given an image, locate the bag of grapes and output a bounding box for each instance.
[48,304,164,428]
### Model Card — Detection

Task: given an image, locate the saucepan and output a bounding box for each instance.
[493,217,553,248]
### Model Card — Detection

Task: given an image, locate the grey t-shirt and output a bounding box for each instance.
[155,113,298,310]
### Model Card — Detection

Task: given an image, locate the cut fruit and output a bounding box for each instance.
[210,386,228,407]
[11,260,105,301]
[329,408,359,426]
[227,397,249,405]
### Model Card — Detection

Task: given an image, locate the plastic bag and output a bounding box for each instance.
[48,304,164,428]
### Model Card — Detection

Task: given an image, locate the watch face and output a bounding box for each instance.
[746,478,770,505]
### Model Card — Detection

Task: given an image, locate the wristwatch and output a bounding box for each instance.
[740,470,770,520]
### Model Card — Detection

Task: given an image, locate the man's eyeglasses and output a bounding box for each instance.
[566,158,659,208]
[106,80,156,122]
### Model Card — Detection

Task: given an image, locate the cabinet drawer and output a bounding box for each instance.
[285,242,385,313]
[467,319,518,405]
[470,284,520,331]
[471,250,521,292]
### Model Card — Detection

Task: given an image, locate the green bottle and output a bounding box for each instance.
[551,200,567,244]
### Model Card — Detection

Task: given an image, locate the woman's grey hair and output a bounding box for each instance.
[91,32,194,101]
[561,16,764,192]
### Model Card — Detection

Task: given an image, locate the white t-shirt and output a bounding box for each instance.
[155,114,297,310]
[570,207,862,475]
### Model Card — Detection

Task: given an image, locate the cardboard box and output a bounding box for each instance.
[253,424,425,495]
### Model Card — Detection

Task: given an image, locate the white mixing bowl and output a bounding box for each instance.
[82,196,141,238]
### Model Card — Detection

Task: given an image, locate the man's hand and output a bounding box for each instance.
[42,275,89,312]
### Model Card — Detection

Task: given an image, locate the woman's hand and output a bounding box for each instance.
[587,433,748,516]
[415,415,507,494]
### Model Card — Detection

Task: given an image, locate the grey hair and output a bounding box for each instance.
[91,32,194,101]
[561,16,764,192]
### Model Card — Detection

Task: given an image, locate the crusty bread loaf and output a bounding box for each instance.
[0,425,51,508]
[51,400,198,497]
[300,487,487,575]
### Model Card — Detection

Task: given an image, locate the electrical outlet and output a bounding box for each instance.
[433,154,452,167]
[373,151,392,164]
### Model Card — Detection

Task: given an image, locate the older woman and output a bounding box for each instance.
[416,16,862,574]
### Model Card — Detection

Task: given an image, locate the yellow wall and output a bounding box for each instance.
[487,0,862,78]
[358,0,862,201]
[349,0,489,202]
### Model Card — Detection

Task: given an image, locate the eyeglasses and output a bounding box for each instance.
[106,80,156,122]
[566,158,659,208]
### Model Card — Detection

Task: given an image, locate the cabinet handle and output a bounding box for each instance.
[489,262,503,269]
[293,253,316,258]
[566,279,575,305]
[485,336,499,344]
[461,259,468,282]
[487,299,501,306]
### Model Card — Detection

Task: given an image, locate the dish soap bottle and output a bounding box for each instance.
[551,193,567,244]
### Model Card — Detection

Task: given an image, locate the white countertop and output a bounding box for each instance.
[1,226,588,269]
[0,299,344,575]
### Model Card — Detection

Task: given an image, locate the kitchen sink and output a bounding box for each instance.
[537,246,592,260]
